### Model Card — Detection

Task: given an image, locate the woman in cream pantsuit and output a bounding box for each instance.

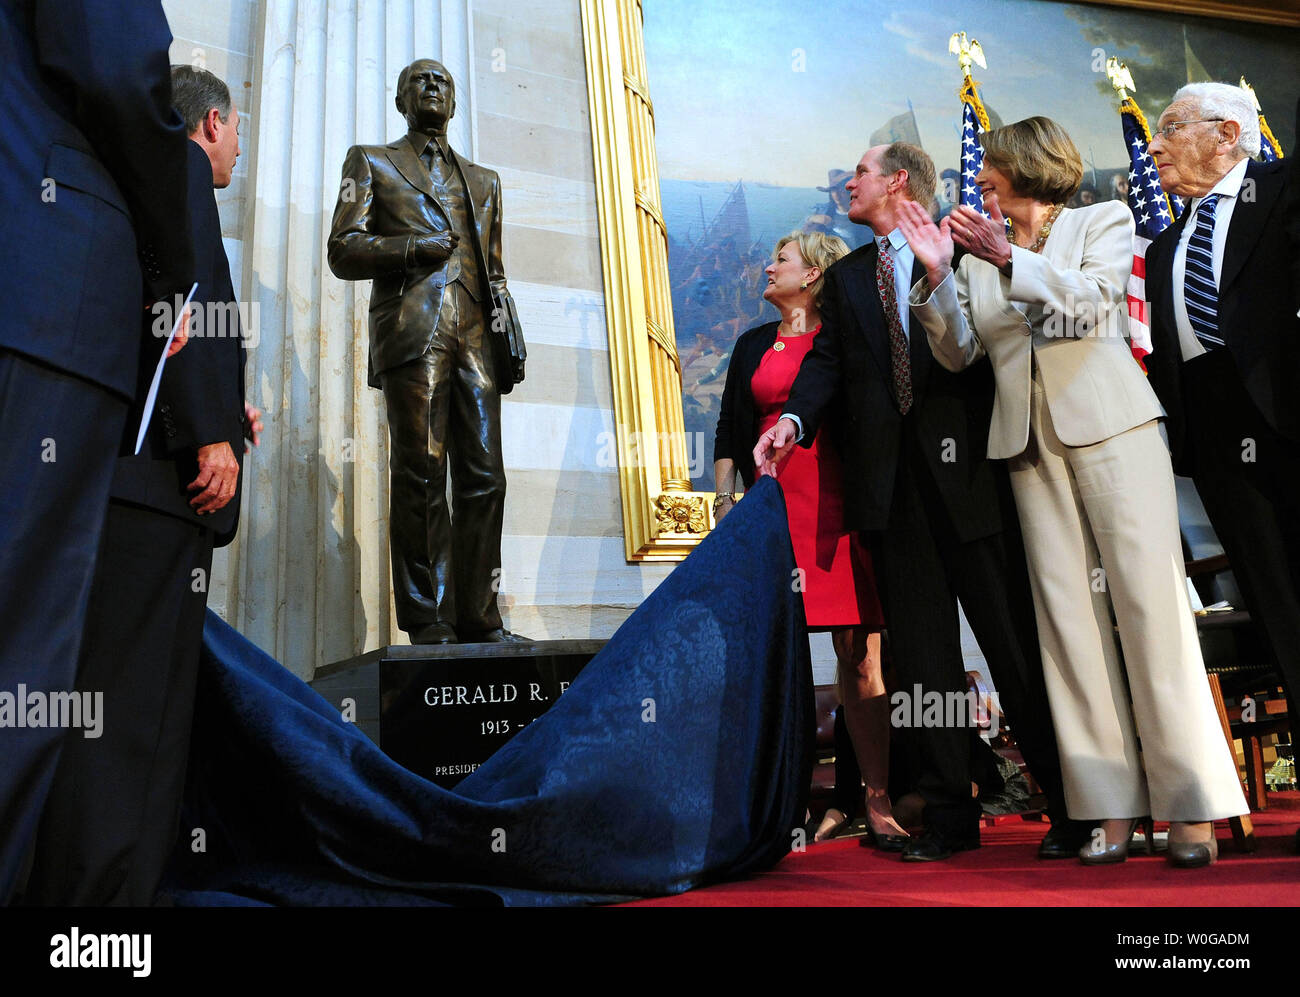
[897,116,1246,867]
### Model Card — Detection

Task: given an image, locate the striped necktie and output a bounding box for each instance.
[1183,193,1223,350]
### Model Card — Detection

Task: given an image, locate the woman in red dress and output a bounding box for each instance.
[713,232,908,848]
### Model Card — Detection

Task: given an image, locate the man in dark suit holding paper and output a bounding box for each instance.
[328,58,525,645]
[25,65,258,906]
[0,0,195,903]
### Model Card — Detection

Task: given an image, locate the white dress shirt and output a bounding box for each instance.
[1171,156,1249,361]
[878,227,915,343]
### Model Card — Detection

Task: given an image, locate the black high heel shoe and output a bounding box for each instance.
[858,810,909,852]
[1078,817,1156,865]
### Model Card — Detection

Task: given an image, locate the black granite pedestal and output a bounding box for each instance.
[310,640,605,787]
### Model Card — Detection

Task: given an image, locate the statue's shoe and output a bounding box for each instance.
[412,623,458,645]
[472,628,530,644]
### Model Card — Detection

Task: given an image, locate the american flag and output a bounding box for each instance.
[958,79,988,213]
[1119,98,1183,367]
[1259,115,1284,162]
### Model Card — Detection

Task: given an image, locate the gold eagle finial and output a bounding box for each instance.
[1107,57,1136,102]
[948,32,986,77]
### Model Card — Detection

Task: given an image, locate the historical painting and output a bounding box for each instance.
[641,0,1299,488]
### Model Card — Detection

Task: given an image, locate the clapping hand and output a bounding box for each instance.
[897,200,955,291]
[945,194,1013,271]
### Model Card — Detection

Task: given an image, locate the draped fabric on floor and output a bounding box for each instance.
[166,477,814,906]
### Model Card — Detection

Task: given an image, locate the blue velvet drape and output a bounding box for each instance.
[167,477,814,905]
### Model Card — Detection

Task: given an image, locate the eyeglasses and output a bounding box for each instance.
[1154,118,1224,140]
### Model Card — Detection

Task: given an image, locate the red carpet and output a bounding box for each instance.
[623,797,1300,906]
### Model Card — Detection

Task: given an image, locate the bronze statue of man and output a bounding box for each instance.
[328,59,524,644]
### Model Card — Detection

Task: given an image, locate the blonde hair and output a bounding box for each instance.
[774,231,850,304]
[980,116,1083,204]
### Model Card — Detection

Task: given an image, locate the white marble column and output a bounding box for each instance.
[221,0,476,676]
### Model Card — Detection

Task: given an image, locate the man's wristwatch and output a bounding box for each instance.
[713,492,735,509]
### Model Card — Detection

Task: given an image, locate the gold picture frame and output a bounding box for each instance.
[1075,1,1300,29]
[581,0,712,562]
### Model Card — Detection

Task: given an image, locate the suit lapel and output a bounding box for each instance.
[842,245,893,383]
[445,146,494,301]
[1220,159,1280,294]
[386,135,450,226]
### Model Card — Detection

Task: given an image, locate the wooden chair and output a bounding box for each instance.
[1186,552,1292,851]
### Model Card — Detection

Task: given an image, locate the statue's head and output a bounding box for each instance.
[395,59,455,132]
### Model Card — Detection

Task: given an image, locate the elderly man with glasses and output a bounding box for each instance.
[1144,84,1299,847]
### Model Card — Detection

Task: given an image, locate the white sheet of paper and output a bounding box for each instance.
[134,282,198,455]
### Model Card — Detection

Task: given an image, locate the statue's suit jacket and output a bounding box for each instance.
[911,200,1164,460]
[327,131,505,387]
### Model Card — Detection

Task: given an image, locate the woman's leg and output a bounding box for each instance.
[1008,384,1149,821]
[1070,419,1247,825]
[835,626,907,836]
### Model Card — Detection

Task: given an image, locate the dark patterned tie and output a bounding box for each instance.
[1183,193,1223,350]
[876,241,913,414]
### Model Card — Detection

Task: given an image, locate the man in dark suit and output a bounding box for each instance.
[1145,83,1299,760]
[328,59,522,646]
[756,142,1082,861]
[0,0,194,902]
[24,66,257,906]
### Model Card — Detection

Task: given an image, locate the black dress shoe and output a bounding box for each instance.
[900,827,979,862]
[1037,819,1098,860]
[858,824,909,852]
[411,623,458,645]
[470,628,530,644]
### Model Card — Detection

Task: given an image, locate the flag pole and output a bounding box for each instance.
[1240,77,1285,161]
[950,31,991,214]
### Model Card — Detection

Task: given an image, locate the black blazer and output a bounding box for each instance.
[0,0,194,399]
[1144,157,1299,475]
[111,142,247,546]
[713,321,780,489]
[1288,98,1300,295]
[782,241,1007,542]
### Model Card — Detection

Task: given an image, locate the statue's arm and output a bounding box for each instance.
[327,146,409,280]
[486,171,507,296]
